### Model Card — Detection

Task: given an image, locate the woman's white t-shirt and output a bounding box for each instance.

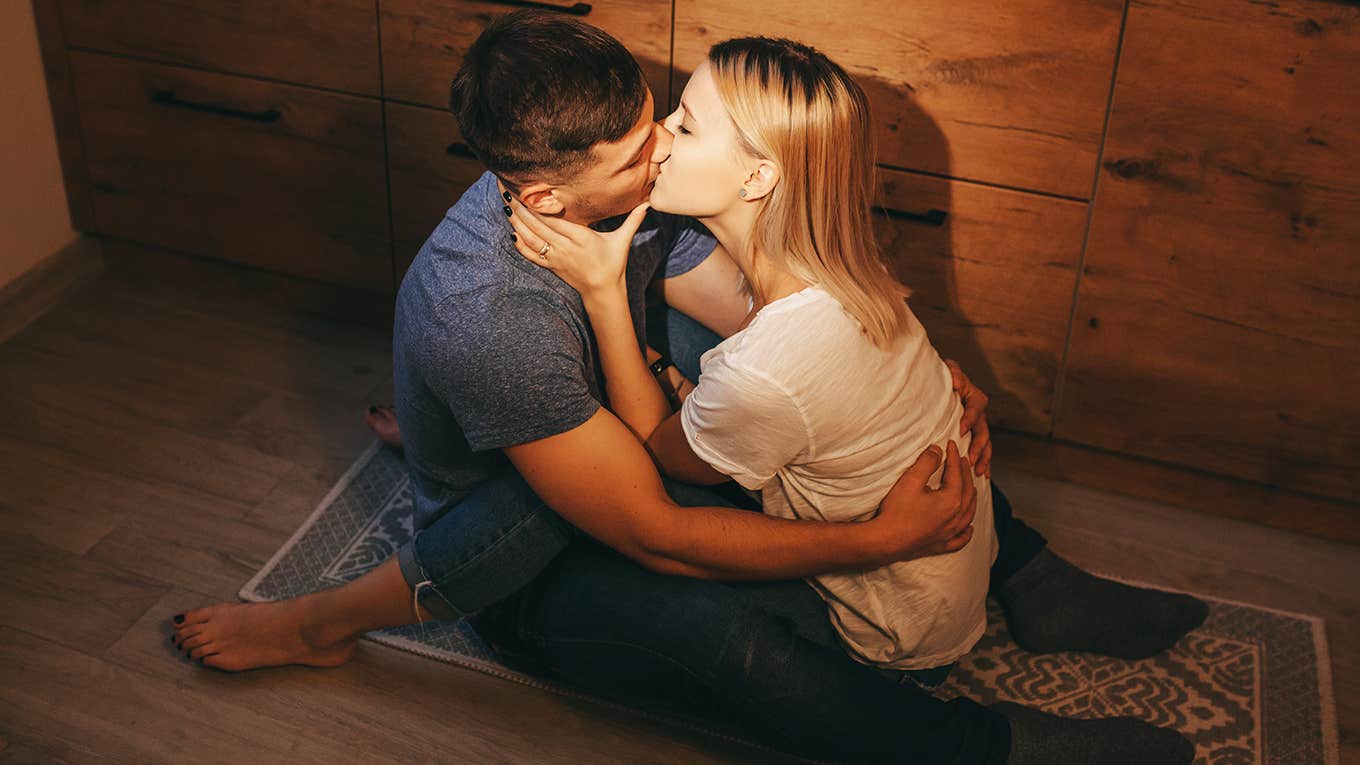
[680,286,997,670]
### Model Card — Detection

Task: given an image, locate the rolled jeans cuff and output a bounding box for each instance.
[397,535,465,622]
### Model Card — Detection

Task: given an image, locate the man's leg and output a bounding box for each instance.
[506,540,1011,765]
[485,537,1190,765]
[397,467,576,619]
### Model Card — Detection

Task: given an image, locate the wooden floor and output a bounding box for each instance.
[1,243,1356,764]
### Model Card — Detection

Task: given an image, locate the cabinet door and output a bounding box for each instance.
[71,52,391,292]
[874,168,1088,435]
[60,0,381,96]
[386,102,489,281]
[674,0,1123,199]
[1058,0,1360,503]
[381,0,671,113]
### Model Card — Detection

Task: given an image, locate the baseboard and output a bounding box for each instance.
[993,429,1359,545]
[0,235,104,345]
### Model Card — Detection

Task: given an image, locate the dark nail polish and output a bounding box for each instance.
[368,405,377,414]
[510,233,517,242]
[503,205,513,217]
[502,190,511,202]
[173,614,184,624]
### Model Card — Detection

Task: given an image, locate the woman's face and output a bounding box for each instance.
[651,62,753,217]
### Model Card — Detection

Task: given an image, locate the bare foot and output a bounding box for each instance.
[170,595,358,672]
[364,405,403,449]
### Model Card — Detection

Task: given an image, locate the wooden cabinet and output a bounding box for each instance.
[60,0,382,96]
[674,0,1123,199]
[1057,0,1360,504]
[386,102,488,280]
[70,52,392,292]
[33,0,1360,527]
[874,169,1088,435]
[381,0,673,112]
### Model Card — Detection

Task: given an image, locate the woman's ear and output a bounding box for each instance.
[741,160,781,202]
[517,184,566,216]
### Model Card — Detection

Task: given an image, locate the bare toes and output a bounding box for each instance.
[187,642,217,661]
[175,609,211,629]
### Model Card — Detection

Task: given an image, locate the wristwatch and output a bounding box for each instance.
[649,354,674,378]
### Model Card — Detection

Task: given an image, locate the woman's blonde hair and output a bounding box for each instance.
[708,37,912,347]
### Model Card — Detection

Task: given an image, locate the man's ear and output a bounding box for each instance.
[741,160,781,202]
[516,183,566,216]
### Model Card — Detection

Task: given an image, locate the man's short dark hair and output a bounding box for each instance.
[449,10,648,182]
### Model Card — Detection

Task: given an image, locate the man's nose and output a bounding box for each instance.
[651,122,674,164]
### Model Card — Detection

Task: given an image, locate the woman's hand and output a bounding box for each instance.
[505,194,651,301]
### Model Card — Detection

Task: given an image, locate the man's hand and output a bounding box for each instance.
[946,359,992,478]
[870,441,977,563]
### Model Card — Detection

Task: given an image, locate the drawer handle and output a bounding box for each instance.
[446,142,479,160]
[873,206,948,226]
[485,0,592,16]
[151,90,282,124]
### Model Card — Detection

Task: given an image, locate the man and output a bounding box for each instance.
[173,11,1203,764]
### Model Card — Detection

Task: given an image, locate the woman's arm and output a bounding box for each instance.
[503,198,674,441]
[579,288,672,441]
[645,412,729,485]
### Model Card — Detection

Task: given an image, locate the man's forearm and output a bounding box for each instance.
[635,502,890,581]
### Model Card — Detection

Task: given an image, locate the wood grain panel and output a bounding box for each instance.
[874,168,1088,434]
[1058,0,1360,504]
[380,0,672,114]
[69,52,392,292]
[60,0,382,95]
[674,0,1124,199]
[386,101,489,281]
[31,0,93,231]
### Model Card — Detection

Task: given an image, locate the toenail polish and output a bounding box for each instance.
[173,614,184,624]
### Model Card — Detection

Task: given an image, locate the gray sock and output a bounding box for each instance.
[1000,549,1209,660]
[994,701,1194,765]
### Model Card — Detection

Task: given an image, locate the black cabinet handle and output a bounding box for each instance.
[484,0,592,15]
[151,90,281,123]
[873,206,948,226]
[446,142,478,160]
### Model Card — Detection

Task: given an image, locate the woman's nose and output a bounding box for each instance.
[651,122,674,163]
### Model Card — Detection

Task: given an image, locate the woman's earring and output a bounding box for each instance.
[738,189,748,199]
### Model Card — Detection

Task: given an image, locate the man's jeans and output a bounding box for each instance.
[392,308,1043,764]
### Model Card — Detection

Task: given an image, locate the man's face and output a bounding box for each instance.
[551,89,674,224]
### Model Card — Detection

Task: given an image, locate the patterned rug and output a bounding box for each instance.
[242,442,1340,764]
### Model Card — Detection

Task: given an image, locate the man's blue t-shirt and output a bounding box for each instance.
[393,172,715,528]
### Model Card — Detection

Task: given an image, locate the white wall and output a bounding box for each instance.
[1,0,78,289]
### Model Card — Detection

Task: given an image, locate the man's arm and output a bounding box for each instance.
[656,244,749,339]
[505,407,976,581]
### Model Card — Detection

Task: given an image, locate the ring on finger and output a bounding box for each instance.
[538,242,552,259]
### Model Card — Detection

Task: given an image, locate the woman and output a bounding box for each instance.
[506,37,996,674]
